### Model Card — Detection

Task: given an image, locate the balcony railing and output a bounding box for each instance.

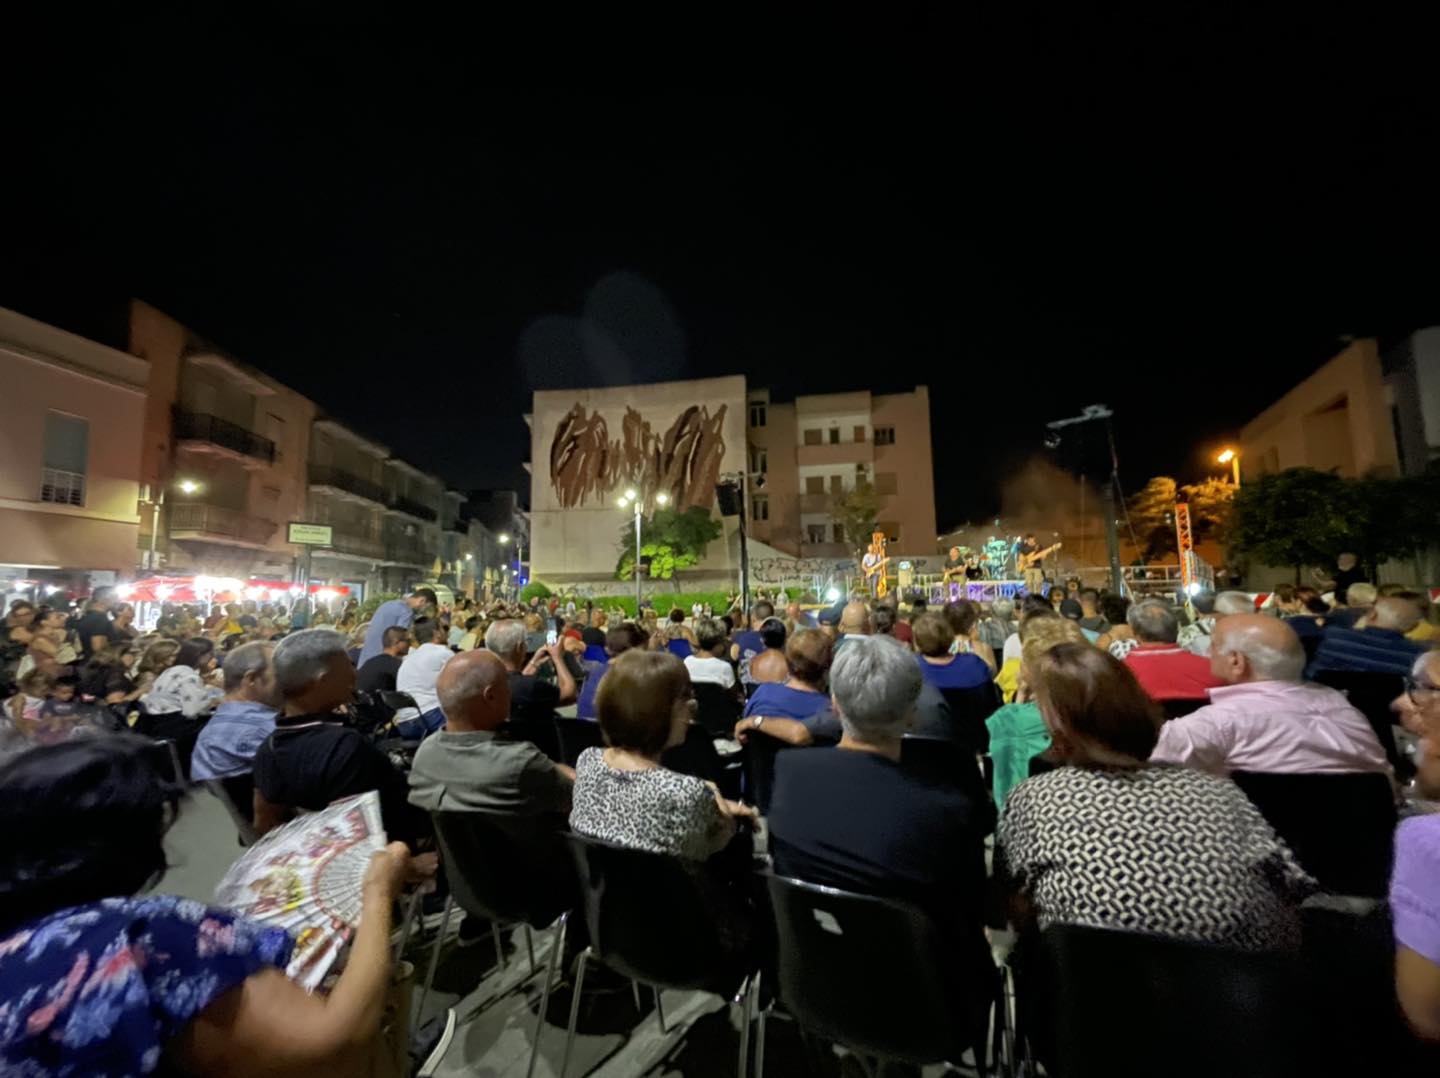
[385,539,435,568]
[173,409,276,464]
[799,492,834,514]
[308,465,389,506]
[40,468,86,506]
[390,494,439,522]
[168,502,277,546]
[327,530,385,560]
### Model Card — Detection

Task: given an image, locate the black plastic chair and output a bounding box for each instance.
[693,681,743,737]
[662,721,726,788]
[742,734,786,814]
[760,873,1003,1077]
[1018,922,1304,1077]
[553,716,605,767]
[499,714,564,763]
[900,735,996,833]
[560,833,759,1078]
[422,811,574,1078]
[1230,769,1397,897]
[1160,697,1206,720]
[936,681,1002,752]
[1310,670,1405,770]
[204,773,259,845]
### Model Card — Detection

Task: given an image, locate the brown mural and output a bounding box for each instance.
[549,402,728,511]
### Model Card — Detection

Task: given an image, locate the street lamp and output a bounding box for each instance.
[146,477,202,571]
[617,488,669,610]
[1217,448,1241,487]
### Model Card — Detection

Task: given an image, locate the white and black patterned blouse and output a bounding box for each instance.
[999,765,1315,950]
[569,748,733,861]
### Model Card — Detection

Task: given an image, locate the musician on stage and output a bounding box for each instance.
[942,546,966,583]
[862,530,890,599]
[964,554,986,581]
[1016,531,1063,596]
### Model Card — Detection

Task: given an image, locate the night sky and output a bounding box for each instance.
[6,28,1439,531]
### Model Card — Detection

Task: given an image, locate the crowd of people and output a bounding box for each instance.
[2,564,1440,1072]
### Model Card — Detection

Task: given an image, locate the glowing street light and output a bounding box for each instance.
[498,533,511,544]
[178,479,201,494]
[619,488,669,609]
[1216,448,1241,486]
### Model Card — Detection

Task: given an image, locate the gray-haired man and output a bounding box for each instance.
[190,641,280,782]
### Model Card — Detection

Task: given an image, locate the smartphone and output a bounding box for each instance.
[546,629,558,646]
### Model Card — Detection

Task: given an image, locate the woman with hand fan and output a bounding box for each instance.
[0,734,418,1077]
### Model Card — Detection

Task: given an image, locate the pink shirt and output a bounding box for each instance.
[1150,679,1391,776]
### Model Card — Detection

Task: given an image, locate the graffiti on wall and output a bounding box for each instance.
[549,403,729,511]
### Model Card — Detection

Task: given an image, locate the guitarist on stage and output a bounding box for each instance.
[862,530,890,599]
[1016,532,1062,595]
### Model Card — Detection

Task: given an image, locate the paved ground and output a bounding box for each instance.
[160,790,994,1077]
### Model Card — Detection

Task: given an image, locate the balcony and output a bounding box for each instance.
[390,494,439,522]
[796,441,872,468]
[173,409,276,466]
[168,502,277,548]
[309,465,389,507]
[384,539,434,569]
[799,492,833,514]
[326,530,385,561]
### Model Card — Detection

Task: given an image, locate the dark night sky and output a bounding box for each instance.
[5,26,1439,530]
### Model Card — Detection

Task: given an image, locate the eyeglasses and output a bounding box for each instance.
[1405,677,1440,705]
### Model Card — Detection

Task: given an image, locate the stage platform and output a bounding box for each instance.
[925,578,1029,604]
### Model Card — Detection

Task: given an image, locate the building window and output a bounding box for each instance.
[806,523,827,544]
[749,445,767,474]
[749,402,767,428]
[854,425,866,443]
[805,475,825,494]
[751,494,769,521]
[874,426,895,446]
[40,412,89,506]
[827,427,840,445]
[803,428,822,446]
[832,523,845,543]
[874,472,898,495]
[829,474,844,494]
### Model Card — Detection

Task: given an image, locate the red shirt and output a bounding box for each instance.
[891,620,914,645]
[1123,643,1223,701]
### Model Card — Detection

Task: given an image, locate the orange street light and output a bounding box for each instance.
[1216,448,1240,486]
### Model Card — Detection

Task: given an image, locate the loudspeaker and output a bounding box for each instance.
[715,481,743,517]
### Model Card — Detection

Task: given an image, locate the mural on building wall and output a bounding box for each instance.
[549,403,729,511]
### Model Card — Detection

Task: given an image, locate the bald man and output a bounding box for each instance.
[408,649,574,820]
[1308,595,1429,678]
[835,600,872,654]
[1151,613,1390,776]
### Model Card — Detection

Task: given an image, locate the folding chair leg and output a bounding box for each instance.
[525,914,567,1078]
[735,972,757,1078]
[756,1003,768,1078]
[558,947,591,1078]
[523,924,536,977]
[492,921,506,971]
[654,986,667,1033]
[631,979,644,1014]
[414,895,454,1034]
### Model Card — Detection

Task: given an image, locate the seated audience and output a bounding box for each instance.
[1324,581,1378,631]
[356,586,433,666]
[252,629,429,848]
[735,629,838,746]
[576,623,646,720]
[1392,648,1440,1040]
[1094,593,1134,656]
[872,603,907,647]
[1181,591,1255,655]
[487,618,576,715]
[0,736,418,1076]
[685,618,739,689]
[986,616,1087,808]
[943,600,996,670]
[978,597,1015,653]
[914,612,992,691]
[1151,614,1389,775]
[394,617,453,736]
[77,641,143,705]
[835,600,872,651]
[1000,644,1315,950]
[1075,589,1108,637]
[570,649,755,859]
[355,625,411,693]
[1308,595,1428,678]
[141,637,222,718]
[191,642,280,782]
[767,635,994,1018]
[730,601,774,687]
[1121,598,1223,701]
[1395,590,1440,643]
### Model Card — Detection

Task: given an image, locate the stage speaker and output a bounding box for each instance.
[715,481,743,517]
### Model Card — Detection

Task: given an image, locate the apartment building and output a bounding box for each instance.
[746,386,938,558]
[0,307,146,583]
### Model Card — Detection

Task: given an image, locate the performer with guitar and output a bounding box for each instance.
[1016,532,1062,595]
[942,546,966,584]
[862,530,890,599]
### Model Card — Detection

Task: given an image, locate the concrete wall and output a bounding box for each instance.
[1240,339,1400,479]
[0,307,147,571]
[871,386,938,552]
[530,376,747,582]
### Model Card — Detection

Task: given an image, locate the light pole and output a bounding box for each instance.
[145,478,201,571]
[617,488,668,611]
[1217,448,1241,487]
[498,533,514,600]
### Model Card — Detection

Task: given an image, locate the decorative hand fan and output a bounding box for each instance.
[214,791,387,990]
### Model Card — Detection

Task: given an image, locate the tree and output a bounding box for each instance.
[615,506,723,584]
[1229,468,1357,580]
[1178,477,1236,546]
[829,479,884,557]
[1126,475,1235,559]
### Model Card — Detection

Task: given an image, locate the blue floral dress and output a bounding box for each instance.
[0,895,293,1076]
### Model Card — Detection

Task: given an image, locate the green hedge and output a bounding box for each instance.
[557,591,733,619]
[520,581,553,603]
[357,592,401,623]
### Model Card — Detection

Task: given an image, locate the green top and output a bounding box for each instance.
[985,701,1051,810]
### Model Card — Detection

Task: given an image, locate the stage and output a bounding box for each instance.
[923,578,1029,604]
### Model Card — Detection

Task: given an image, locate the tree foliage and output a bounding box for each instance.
[829,479,884,555]
[1126,476,1236,559]
[615,506,724,583]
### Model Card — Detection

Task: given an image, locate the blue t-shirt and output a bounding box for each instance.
[744,682,838,739]
[666,639,693,659]
[0,895,292,1075]
[917,653,992,691]
[357,599,414,666]
[576,659,607,720]
[732,630,764,684]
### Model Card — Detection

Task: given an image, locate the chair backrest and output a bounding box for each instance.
[205,775,259,845]
[1309,670,1403,769]
[498,715,563,763]
[553,716,605,767]
[564,832,732,989]
[1160,696,1205,720]
[937,682,1001,752]
[899,735,996,831]
[378,689,419,714]
[742,733,785,813]
[431,810,571,927]
[764,873,974,1065]
[1229,769,1396,897]
[1027,922,1305,1078]
[692,681,742,736]
[661,721,724,785]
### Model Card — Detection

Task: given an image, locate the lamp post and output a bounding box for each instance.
[145,477,202,571]
[617,488,669,611]
[1217,448,1241,487]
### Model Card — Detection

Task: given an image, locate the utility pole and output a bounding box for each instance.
[1046,404,1123,594]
